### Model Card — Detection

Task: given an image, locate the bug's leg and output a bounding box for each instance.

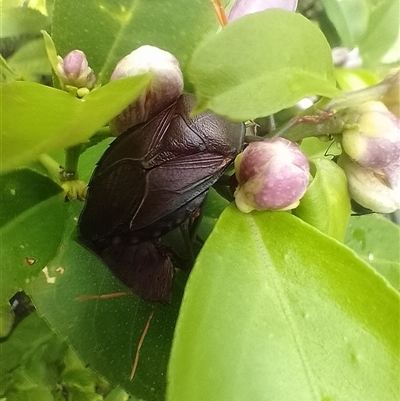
[130,310,154,380]
[180,220,195,264]
[75,291,132,301]
[209,0,228,26]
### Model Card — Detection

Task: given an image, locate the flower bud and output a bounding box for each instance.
[57,50,96,89]
[234,138,309,212]
[338,153,400,213]
[342,101,400,169]
[109,45,184,135]
[228,0,298,22]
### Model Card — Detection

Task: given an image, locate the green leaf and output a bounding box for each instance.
[28,200,185,401]
[0,55,19,82]
[188,10,339,121]
[358,0,399,65]
[0,74,150,172]
[0,7,50,38]
[334,67,381,91]
[345,214,400,291]
[26,141,186,401]
[319,0,369,47]
[0,313,61,394]
[52,0,221,84]
[7,37,51,81]
[0,169,67,305]
[0,311,112,400]
[168,205,399,401]
[197,188,229,241]
[294,158,351,241]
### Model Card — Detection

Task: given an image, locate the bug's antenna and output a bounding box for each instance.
[209,0,228,26]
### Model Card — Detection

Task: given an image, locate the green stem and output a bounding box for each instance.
[38,154,61,184]
[324,79,389,111]
[267,112,345,142]
[63,144,83,180]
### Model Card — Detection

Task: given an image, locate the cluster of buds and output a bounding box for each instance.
[109,45,184,135]
[234,138,310,212]
[338,99,400,213]
[57,50,96,91]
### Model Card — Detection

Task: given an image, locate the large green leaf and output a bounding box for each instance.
[52,0,223,84]
[188,10,339,121]
[7,37,51,81]
[168,205,399,401]
[28,201,185,401]
[0,311,117,401]
[0,7,50,38]
[319,0,369,47]
[0,74,150,172]
[294,157,351,241]
[26,140,187,401]
[0,169,66,307]
[345,214,400,291]
[358,0,399,65]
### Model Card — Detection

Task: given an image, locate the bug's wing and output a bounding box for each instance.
[130,152,230,231]
[78,160,148,242]
[101,241,174,303]
[78,104,177,242]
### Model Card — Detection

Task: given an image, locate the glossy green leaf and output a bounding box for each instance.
[0,74,150,172]
[168,205,399,401]
[0,311,113,400]
[0,169,67,305]
[335,68,381,91]
[319,0,369,47]
[28,201,185,401]
[0,55,19,82]
[26,141,186,401]
[345,214,400,291]
[294,158,351,241]
[52,0,222,84]
[0,7,50,38]
[188,10,339,121]
[358,0,399,65]
[7,37,51,80]
[197,188,229,241]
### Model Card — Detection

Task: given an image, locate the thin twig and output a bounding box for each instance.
[209,0,228,26]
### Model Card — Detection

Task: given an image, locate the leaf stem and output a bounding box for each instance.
[324,79,389,111]
[267,112,345,142]
[63,144,83,180]
[38,153,62,184]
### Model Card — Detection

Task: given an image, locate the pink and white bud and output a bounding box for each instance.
[109,45,184,135]
[228,0,298,22]
[338,153,400,213]
[234,138,309,212]
[57,50,96,89]
[342,101,400,169]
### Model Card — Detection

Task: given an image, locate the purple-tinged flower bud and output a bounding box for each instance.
[338,153,400,213]
[109,45,184,135]
[234,138,309,212]
[342,101,400,169]
[57,50,96,89]
[228,0,298,22]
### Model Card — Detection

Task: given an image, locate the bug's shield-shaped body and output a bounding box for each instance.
[78,94,244,302]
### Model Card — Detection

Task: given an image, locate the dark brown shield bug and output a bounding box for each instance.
[78,94,244,303]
